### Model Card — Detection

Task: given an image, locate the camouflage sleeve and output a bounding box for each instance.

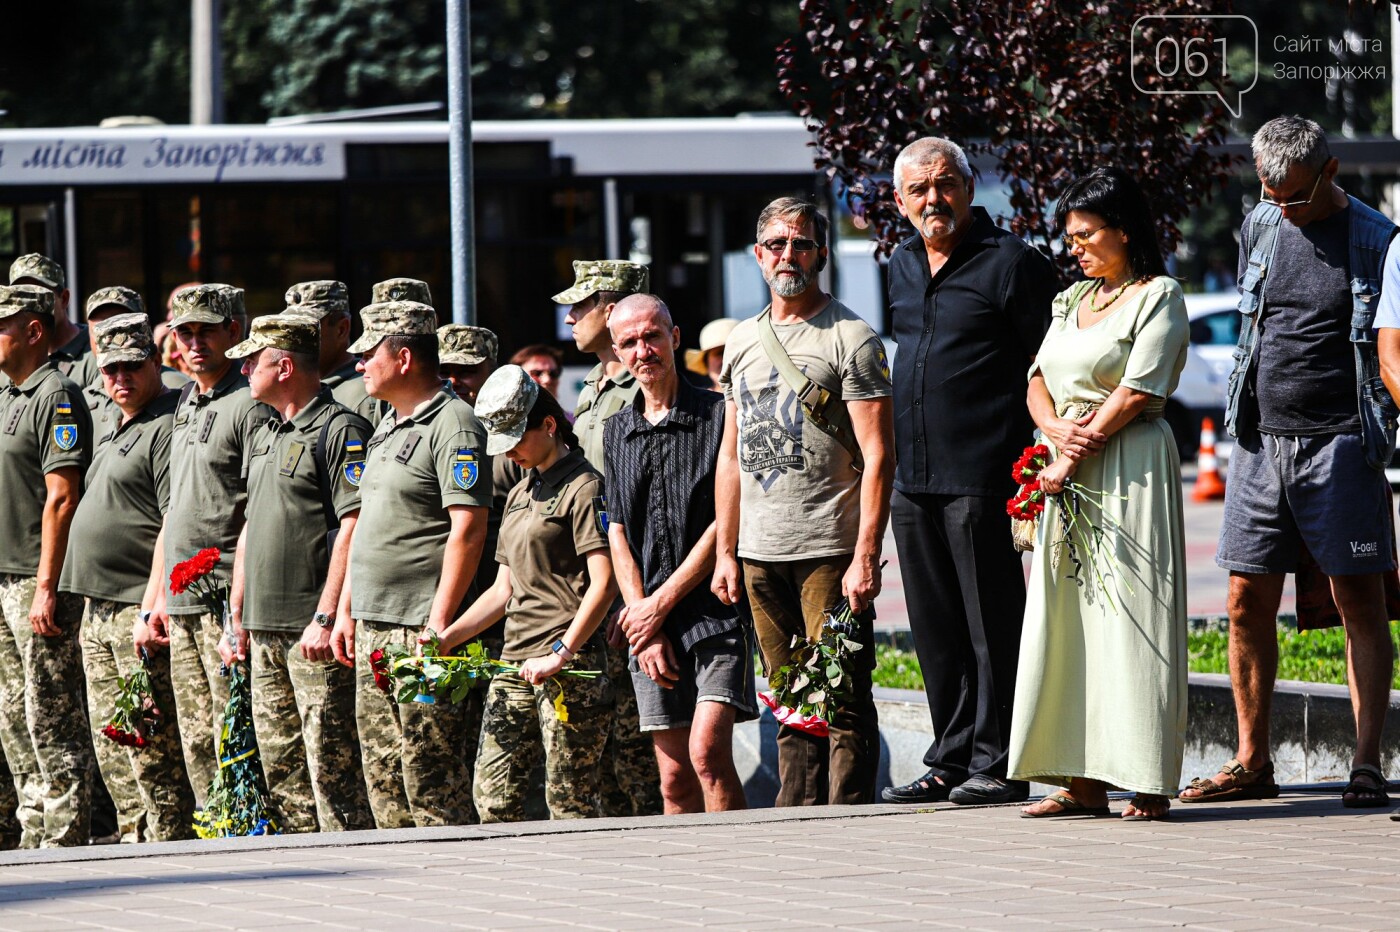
[569,475,610,557]
[327,413,372,519]
[37,386,87,474]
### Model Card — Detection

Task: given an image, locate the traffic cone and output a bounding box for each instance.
[1192,417,1226,502]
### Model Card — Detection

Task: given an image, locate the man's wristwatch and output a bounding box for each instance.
[550,638,575,660]
[139,610,153,626]
[312,611,334,630]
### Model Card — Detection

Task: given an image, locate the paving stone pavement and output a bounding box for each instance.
[3,793,1399,930]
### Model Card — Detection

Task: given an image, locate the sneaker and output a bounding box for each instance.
[881,769,954,804]
[948,774,1029,805]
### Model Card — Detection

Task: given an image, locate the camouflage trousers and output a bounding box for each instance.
[355,620,473,828]
[598,640,663,816]
[0,746,18,849]
[474,641,614,823]
[80,599,196,843]
[166,610,231,803]
[249,629,373,833]
[0,574,94,848]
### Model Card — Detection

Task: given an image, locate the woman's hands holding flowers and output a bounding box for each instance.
[1038,455,1078,495]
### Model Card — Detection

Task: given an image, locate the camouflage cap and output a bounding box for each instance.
[372,278,433,305]
[9,253,66,290]
[438,324,499,366]
[347,301,438,355]
[212,284,247,319]
[85,286,146,320]
[550,260,649,305]
[474,364,540,456]
[170,284,233,328]
[0,284,56,320]
[225,312,320,359]
[285,280,349,320]
[93,312,156,367]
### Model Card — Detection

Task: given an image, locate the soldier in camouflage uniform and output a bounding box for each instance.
[78,288,189,419]
[6,254,92,387]
[156,285,268,800]
[219,313,374,833]
[333,300,491,827]
[0,284,95,847]
[438,325,498,406]
[61,314,196,843]
[437,365,616,822]
[552,260,663,817]
[285,280,382,427]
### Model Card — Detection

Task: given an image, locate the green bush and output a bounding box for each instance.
[867,625,1400,692]
[1188,622,1400,690]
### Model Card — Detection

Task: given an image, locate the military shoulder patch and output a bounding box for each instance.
[53,400,78,451]
[592,495,609,535]
[452,447,479,491]
[342,438,365,488]
[53,423,78,451]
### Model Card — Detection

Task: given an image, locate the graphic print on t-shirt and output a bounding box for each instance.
[737,368,804,488]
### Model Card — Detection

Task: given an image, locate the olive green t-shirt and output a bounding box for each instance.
[496,447,609,662]
[574,362,637,477]
[164,367,270,615]
[325,359,384,428]
[62,390,178,603]
[719,298,892,562]
[242,390,371,633]
[52,326,93,386]
[0,362,92,576]
[349,389,492,627]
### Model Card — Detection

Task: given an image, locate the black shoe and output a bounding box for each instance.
[948,774,1030,805]
[881,769,954,804]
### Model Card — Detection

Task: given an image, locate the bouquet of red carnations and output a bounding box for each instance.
[102,650,161,749]
[1006,442,1131,609]
[1008,444,1051,552]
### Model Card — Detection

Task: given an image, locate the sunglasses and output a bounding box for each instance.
[1061,225,1108,250]
[100,360,148,376]
[1259,170,1324,209]
[525,367,560,381]
[759,238,820,255]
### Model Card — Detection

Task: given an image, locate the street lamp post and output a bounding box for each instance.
[446,0,476,325]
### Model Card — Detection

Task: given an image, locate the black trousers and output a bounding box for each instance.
[891,490,1026,783]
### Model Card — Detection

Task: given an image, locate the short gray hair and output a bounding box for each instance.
[893,137,972,190]
[1252,116,1330,188]
[755,197,830,248]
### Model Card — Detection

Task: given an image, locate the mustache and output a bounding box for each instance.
[775,263,804,275]
[921,203,954,221]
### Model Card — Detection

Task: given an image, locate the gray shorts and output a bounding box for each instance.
[629,628,759,732]
[1217,431,1396,576]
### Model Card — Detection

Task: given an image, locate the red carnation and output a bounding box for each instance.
[370,649,391,693]
[169,548,222,594]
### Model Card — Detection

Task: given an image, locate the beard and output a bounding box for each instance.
[919,204,957,239]
[766,263,813,298]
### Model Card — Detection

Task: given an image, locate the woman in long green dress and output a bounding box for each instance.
[1009,168,1189,821]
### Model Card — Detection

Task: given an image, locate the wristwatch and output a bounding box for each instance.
[139,610,153,626]
[550,638,575,660]
[312,611,334,630]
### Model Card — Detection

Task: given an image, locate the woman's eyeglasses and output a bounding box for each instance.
[1061,225,1108,250]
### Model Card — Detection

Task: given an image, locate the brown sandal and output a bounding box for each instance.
[1178,758,1280,804]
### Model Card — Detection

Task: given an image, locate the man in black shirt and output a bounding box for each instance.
[605,294,754,813]
[881,137,1057,806]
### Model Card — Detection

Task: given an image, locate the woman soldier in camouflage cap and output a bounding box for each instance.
[433,365,617,822]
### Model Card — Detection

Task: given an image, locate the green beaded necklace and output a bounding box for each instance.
[1088,276,1140,313]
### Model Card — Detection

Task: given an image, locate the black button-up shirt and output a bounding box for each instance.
[603,378,740,652]
[887,207,1058,496]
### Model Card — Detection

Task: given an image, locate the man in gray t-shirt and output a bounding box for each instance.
[713,197,894,807]
[1187,116,1396,810]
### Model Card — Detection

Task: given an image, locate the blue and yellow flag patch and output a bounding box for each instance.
[452,447,479,491]
[53,401,77,451]
[342,438,365,488]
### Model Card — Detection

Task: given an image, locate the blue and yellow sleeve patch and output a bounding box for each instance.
[451,447,480,491]
[342,438,366,488]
